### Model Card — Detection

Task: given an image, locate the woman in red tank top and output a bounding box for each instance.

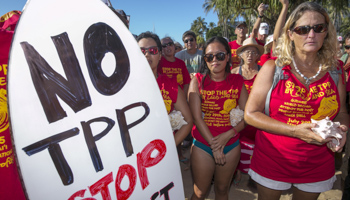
[245,2,348,200]
[188,36,248,199]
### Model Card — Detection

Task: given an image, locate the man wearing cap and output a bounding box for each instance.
[229,3,267,70]
[256,22,269,45]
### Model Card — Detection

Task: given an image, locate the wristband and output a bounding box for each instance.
[258,15,263,18]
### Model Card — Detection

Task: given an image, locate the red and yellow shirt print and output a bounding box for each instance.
[192,73,243,146]
[251,65,340,183]
[0,10,26,200]
[228,41,241,69]
[157,74,178,114]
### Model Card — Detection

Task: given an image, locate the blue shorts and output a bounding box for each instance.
[193,139,240,157]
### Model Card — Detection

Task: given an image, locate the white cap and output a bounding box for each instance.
[259,22,269,35]
[265,35,273,46]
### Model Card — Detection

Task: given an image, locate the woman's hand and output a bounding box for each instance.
[292,123,331,145]
[212,147,226,165]
[327,124,348,152]
[210,129,236,152]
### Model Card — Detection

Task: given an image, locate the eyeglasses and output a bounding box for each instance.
[162,41,174,48]
[243,50,259,56]
[292,23,327,35]
[140,46,159,55]
[203,52,227,62]
[184,38,194,43]
[345,45,350,50]
[175,46,182,50]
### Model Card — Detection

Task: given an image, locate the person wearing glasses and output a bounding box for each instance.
[158,36,192,164]
[245,2,348,199]
[174,42,183,53]
[175,31,203,77]
[230,37,264,186]
[229,3,267,70]
[188,36,248,200]
[136,32,193,147]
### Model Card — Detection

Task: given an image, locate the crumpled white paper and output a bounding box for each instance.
[230,106,244,127]
[311,117,343,146]
[168,110,188,131]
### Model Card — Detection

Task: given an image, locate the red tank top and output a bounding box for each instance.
[192,73,243,146]
[251,65,340,183]
[157,74,178,114]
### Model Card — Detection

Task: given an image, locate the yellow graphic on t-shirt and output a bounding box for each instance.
[0,89,8,133]
[164,100,172,114]
[220,99,236,114]
[311,95,338,120]
[177,74,183,86]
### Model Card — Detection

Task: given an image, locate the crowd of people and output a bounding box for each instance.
[1,0,350,199]
[134,1,350,200]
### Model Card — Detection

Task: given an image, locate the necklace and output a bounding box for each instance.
[292,58,322,85]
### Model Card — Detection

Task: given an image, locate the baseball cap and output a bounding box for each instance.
[265,35,273,46]
[259,23,269,35]
[337,36,343,42]
[236,21,247,28]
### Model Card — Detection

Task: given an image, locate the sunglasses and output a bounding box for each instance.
[292,23,327,35]
[140,46,159,55]
[345,45,350,50]
[184,38,194,43]
[204,52,227,62]
[162,41,174,48]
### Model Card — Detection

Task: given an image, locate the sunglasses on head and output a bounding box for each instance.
[204,52,227,62]
[162,41,174,48]
[140,46,159,55]
[292,23,327,35]
[184,38,194,43]
[345,45,350,50]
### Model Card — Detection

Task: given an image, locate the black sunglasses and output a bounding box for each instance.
[204,52,227,62]
[162,41,174,48]
[184,38,194,43]
[345,45,350,50]
[292,23,327,35]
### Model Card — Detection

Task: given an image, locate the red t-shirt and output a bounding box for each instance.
[228,40,241,70]
[251,65,340,183]
[157,74,178,114]
[192,73,243,146]
[158,57,191,89]
[0,10,26,200]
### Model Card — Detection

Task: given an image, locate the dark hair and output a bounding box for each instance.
[199,36,232,89]
[182,31,197,42]
[345,32,350,41]
[136,31,162,52]
[200,36,231,74]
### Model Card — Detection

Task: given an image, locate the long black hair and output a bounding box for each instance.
[199,36,232,90]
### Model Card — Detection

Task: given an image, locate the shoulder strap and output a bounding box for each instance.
[238,65,243,75]
[328,66,342,86]
[264,65,289,116]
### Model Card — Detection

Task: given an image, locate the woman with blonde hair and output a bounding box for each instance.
[245,2,348,200]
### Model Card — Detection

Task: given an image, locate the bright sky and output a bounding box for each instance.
[0,0,219,44]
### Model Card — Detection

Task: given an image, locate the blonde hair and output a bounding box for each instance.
[274,2,338,70]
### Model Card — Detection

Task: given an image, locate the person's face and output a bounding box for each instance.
[345,38,350,55]
[240,47,260,64]
[175,45,182,53]
[235,25,248,39]
[161,38,175,57]
[183,35,197,50]
[138,38,161,71]
[288,11,327,54]
[204,41,229,74]
[258,33,268,42]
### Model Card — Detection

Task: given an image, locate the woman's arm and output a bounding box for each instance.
[245,60,329,145]
[272,0,289,52]
[173,86,193,146]
[331,73,349,152]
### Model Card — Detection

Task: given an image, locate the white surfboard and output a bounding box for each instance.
[7,0,184,199]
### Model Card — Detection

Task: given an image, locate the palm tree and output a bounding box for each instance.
[191,17,208,40]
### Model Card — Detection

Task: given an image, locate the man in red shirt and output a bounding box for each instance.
[229,3,267,70]
[159,37,191,96]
